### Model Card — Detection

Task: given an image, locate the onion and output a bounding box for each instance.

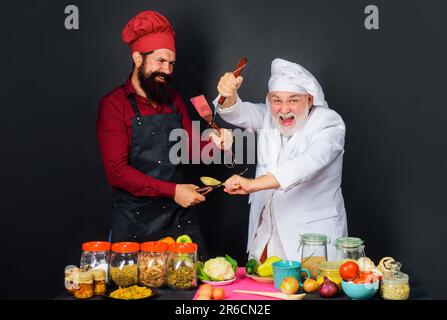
[318,277,338,298]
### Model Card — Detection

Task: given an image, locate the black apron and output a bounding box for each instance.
[111,92,207,259]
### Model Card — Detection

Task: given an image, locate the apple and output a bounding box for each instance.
[176,234,192,243]
[280,276,300,294]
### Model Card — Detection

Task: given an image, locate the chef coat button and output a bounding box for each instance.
[188,220,191,224]
[158,160,162,164]
[152,131,156,135]
[136,211,140,215]
[177,225,181,229]
[133,235,137,239]
[162,206,166,209]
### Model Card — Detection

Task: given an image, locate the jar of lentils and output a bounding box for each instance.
[110,242,140,288]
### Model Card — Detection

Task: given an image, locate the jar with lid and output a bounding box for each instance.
[167,243,197,290]
[139,241,169,288]
[72,271,94,299]
[335,237,366,262]
[317,261,343,290]
[64,265,80,295]
[80,241,111,283]
[90,269,107,296]
[110,242,140,288]
[380,261,410,300]
[299,233,330,279]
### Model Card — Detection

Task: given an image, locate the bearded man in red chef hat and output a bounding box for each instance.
[96,11,228,254]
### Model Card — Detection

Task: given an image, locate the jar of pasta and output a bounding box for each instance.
[380,261,410,300]
[167,243,197,290]
[139,241,169,288]
[72,271,94,299]
[299,233,329,279]
[110,242,140,288]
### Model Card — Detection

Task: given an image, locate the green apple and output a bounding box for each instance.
[176,234,192,243]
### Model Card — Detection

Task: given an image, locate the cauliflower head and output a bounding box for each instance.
[203,257,235,281]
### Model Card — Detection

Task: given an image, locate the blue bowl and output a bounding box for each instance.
[342,280,379,300]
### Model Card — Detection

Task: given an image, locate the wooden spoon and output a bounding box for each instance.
[233,290,306,300]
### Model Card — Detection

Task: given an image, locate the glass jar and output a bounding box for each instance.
[90,269,107,296]
[64,265,80,295]
[335,237,365,262]
[380,261,410,300]
[72,271,94,299]
[299,233,329,279]
[110,242,140,288]
[317,261,342,290]
[167,243,197,290]
[139,241,169,288]
[80,241,111,283]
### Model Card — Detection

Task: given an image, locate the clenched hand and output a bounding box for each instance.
[174,184,206,208]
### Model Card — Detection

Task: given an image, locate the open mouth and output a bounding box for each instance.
[279,114,295,126]
[156,76,166,83]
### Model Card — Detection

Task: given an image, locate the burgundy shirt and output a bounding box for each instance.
[97,77,209,199]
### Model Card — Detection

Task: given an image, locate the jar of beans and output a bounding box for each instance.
[110,242,140,288]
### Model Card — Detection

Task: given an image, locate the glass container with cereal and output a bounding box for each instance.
[139,241,169,288]
[167,243,197,290]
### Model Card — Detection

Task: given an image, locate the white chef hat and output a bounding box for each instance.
[268,58,328,107]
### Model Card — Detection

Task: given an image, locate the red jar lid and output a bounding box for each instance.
[169,243,197,253]
[82,241,111,252]
[141,241,169,252]
[111,242,140,253]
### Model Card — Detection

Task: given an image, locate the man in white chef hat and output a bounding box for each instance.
[215,58,348,261]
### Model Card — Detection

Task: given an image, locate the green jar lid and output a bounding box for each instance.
[335,237,363,249]
[300,233,329,245]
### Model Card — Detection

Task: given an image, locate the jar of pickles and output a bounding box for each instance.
[91,269,107,296]
[80,241,111,283]
[380,261,410,300]
[72,271,94,299]
[110,242,140,288]
[167,243,197,290]
[139,241,169,288]
[335,237,365,262]
[317,261,343,290]
[299,233,329,279]
[64,265,80,295]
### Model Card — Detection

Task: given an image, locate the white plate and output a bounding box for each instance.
[201,277,237,286]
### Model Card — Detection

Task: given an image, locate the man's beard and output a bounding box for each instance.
[137,67,172,105]
[271,104,310,137]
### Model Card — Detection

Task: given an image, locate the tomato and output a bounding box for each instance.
[339,261,360,281]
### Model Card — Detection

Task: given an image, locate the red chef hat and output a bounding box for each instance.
[121,11,175,53]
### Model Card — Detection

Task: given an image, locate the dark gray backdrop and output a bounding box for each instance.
[0,0,445,299]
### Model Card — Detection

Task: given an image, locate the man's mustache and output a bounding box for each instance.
[150,72,171,83]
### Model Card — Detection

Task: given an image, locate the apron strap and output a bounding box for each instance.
[128,93,180,127]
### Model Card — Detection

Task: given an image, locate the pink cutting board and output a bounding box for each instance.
[193,267,282,300]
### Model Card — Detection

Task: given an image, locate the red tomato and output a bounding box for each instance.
[339,261,360,281]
